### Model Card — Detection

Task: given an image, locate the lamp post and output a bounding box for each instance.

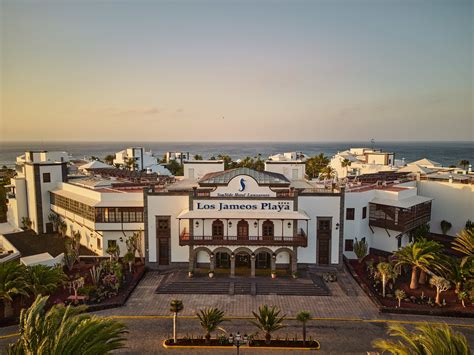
[228,332,248,355]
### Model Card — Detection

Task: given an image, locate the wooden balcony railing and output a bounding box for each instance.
[179,229,307,247]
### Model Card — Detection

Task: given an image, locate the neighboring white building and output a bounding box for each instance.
[268,152,309,162]
[183,160,224,179]
[165,152,190,164]
[7,151,69,234]
[264,160,306,181]
[113,147,158,171]
[330,148,397,179]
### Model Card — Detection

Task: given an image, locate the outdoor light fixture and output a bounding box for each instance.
[195,221,199,228]
[228,332,248,355]
[253,221,258,228]
[272,253,276,260]
[287,222,292,228]
[228,221,232,228]
[335,223,340,230]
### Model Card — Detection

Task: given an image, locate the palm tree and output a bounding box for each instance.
[251,305,286,344]
[341,158,351,176]
[393,242,439,289]
[170,299,183,344]
[372,323,470,355]
[459,159,470,170]
[416,238,445,285]
[376,262,393,298]
[394,289,406,308]
[296,311,311,346]
[319,166,335,181]
[0,262,29,318]
[48,213,60,232]
[305,153,330,179]
[25,265,66,297]
[58,219,67,238]
[123,251,135,273]
[104,154,115,165]
[8,295,127,354]
[452,228,473,262]
[196,307,226,343]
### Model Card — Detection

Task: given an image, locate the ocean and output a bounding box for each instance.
[0,141,472,168]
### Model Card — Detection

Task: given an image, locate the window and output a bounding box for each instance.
[107,240,117,249]
[97,238,101,250]
[346,208,355,220]
[345,239,354,251]
[43,173,51,183]
[362,206,367,219]
[262,220,274,237]
[212,220,224,237]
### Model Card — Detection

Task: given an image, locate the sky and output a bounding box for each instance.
[1,0,472,142]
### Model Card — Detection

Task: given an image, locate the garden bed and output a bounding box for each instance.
[163,338,320,350]
[344,255,473,318]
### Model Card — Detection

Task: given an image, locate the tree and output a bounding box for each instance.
[458,290,469,308]
[394,289,406,308]
[196,307,226,343]
[411,223,430,242]
[166,160,183,176]
[8,295,127,354]
[48,213,60,233]
[193,154,203,160]
[372,323,470,355]
[58,219,67,238]
[170,299,183,344]
[25,265,66,297]
[104,154,115,165]
[21,217,32,230]
[106,244,120,262]
[319,166,335,180]
[452,228,474,263]
[429,275,450,305]
[465,220,473,231]
[393,242,440,289]
[125,157,137,171]
[296,311,311,346]
[376,262,393,298]
[353,238,368,263]
[123,252,135,273]
[341,158,352,176]
[0,262,29,318]
[440,220,452,235]
[459,159,470,170]
[305,154,330,179]
[250,305,286,344]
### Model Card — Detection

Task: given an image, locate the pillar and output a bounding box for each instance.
[210,253,215,272]
[291,247,298,274]
[188,246,194,275]
[271,253,276,274]
[250,253,256,278]
[230,253,235,278]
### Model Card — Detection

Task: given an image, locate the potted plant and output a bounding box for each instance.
[208,270,214,278]
[271,271,277,279]
[292,271,298,279]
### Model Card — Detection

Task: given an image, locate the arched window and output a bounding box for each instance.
[212,220,224,237]
[262,220,274,237]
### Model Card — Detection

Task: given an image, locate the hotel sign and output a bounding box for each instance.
[194,200,293,212]
[210,175,276,198]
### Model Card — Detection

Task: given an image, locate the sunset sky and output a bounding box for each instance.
[1,0,472,142]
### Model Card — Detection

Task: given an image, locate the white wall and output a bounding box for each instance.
[183,161,224,179]
[417,180,474,235]
[265,162,305,180]
[146,194,190,263]
[298,195,341,265]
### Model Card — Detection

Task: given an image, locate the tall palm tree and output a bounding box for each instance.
[376,262,393,298]
[196,307,226,343]
[251,305,286,344]
[452,229,473,262]
[296,311,311,346]
[372,323,470,355]
[0,262,29,318]
[319,166,335,181]
[341,158,352,176]
[8,295,127,354]
[393,242,440,289]
[170,299,183,344]
[25,265,66,297]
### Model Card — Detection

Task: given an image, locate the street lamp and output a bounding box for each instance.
[228,332,248,355]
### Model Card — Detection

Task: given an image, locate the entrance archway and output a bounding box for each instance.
[233,247,252,276]
[254,247,273,276]
[213,247,232,275]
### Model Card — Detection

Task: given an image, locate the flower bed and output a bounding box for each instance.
[344,255,473,318]
[163,338,320,350]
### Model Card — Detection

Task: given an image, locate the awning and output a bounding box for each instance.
[177,209,310,220]
[370,195,433,209]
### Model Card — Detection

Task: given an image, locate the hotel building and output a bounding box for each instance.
[6,149,471,276]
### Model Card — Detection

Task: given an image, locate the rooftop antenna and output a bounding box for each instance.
[370,138,375,150]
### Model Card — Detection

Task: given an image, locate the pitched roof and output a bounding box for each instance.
[79,160,110,170]
[408,158,441,167]
[199,167,290,186]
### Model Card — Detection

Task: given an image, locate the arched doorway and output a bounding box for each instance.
[214,247,232,275]
[233,247,252,276]
[255,249,272,276]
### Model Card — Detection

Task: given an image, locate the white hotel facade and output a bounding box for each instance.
[6,149,472,276]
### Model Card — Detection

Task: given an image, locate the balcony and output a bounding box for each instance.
[369,201,431,233]
[179,228,307,247]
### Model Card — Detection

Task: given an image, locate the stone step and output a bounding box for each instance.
[234,282,252,295]
[156,282,230,295]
